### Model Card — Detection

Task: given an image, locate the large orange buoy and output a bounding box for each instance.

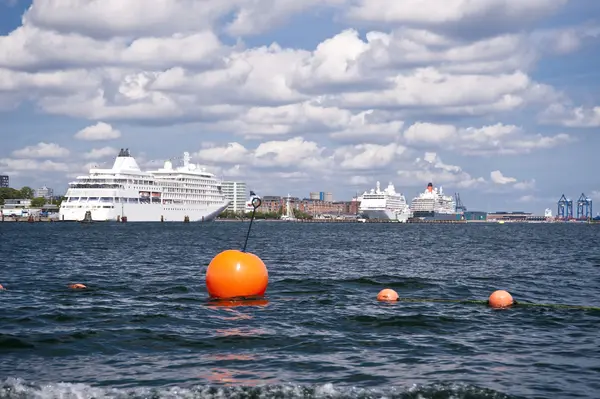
[488,289,513,308]
[206,249,268,299]
[377,288,399,301]
[68,283,87,289]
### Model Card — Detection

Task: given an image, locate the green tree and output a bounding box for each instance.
[30,197,47,208]
[293,209,313,219]
[20,186,34,199]
[0,187,21,205]
[53,196,65,207]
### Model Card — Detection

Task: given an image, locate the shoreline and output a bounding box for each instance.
[2,218,595,224]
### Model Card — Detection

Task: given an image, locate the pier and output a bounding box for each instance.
[1,216,58,222]
[407,218,467,224]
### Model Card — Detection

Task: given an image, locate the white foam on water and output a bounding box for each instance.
[0,377,513,399]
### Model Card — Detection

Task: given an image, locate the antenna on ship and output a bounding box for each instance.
[242,191,262,252]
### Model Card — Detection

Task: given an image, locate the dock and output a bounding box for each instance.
[1,216,59,222]
[407,218,467,224]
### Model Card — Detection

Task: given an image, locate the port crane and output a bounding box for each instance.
[454,193,467,213]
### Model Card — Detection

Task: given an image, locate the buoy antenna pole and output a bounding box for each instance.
[242,192,262,252]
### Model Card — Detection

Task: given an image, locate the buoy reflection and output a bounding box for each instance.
[198,367,277,386]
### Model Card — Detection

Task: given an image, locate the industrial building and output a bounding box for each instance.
[0,175,8,188]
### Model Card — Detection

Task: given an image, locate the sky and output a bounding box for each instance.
[0,0,599,214]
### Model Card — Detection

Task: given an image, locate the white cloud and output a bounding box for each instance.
[0,26,224,71]
[401,122,573,155]
[513,180,536,190]
[344,0,568,32]
[404,122,456,144]
[12,142,69,158]
[74,122,121,141]
[323,67,533,115]
[195,142,249,164]
[490,170,517,185]
[0,0,596,209]
[0,8,589,124]
[539,103,600,127]
[193,138,409,176]
[254,137,329,169]
[398,152,486,188]
[226,0,346,37]
[84,146,118,159]
[22,0,234,39]
[195,102,403,142]
[349,175,370,186]
[333,143,407,170]
[0,158,69,171]
[193,137,331,171]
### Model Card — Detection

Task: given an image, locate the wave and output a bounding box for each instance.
[0,378,520,399]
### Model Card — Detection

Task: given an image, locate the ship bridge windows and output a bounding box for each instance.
[70,183,123,189]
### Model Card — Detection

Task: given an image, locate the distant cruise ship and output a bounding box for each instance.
[358,181,412,222]
[410,182,459,220]
[59,149,230,222]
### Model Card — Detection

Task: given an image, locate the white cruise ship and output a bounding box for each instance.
[59,149,230,222]
[358,181,412,222]
[410,182,458,220]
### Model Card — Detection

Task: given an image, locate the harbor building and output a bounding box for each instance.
[221,181,247,213]
[461,211,487,221]
[34,186,54,199]
[0,175,8,188]
[253,195,354,217]
[486,211,547,222]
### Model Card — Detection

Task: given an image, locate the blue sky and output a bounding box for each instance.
[0,0,599,214]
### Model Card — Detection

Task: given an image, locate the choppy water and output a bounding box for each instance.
[1,221,600,398]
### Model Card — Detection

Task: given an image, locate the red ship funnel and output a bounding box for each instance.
[427,182,433,192]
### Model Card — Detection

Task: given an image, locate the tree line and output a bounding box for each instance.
[0,187,63,207]
[218,208,314,220]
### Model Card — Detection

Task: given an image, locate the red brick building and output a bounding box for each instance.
[254,195,358,217]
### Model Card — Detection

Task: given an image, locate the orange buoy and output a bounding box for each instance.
[377,288,399,301]
[488,289,513,308]
[0,284,4,290]
[206,249,268,299]
[68,283,87,289]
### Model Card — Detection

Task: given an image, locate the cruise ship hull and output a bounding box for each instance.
[361,209,408,221]
[59,202,230,222]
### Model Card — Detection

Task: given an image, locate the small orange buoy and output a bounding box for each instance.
[488,289,513,308]
[68,283,87,289]
[377,288,399,301]
[206,249,268,299]
[0,284,4,290]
